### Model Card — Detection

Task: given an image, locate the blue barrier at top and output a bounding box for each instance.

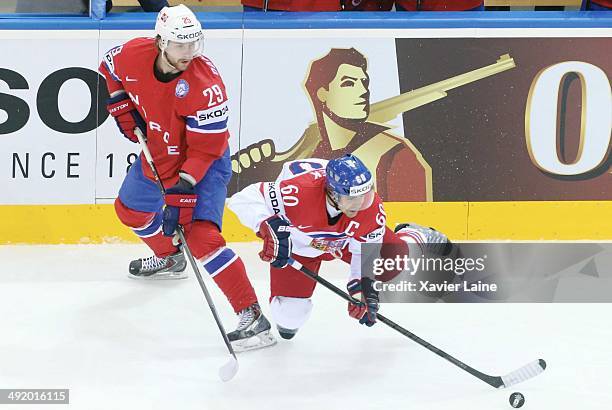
[0,11,610,30]
[241,11,612,28]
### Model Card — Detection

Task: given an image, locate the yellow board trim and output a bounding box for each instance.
[467,201,612,240]
[0,201,610,244]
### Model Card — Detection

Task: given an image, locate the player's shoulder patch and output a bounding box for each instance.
[102,38,154,81]
[102,44,124,79]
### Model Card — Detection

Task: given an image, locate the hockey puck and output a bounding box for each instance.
[509,392,525,408]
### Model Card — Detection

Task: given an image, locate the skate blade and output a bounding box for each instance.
[231,330,277,353]
[127,271,188,280]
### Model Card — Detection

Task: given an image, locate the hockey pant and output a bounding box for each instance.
[269,227,407,329]
[114,156,257,313]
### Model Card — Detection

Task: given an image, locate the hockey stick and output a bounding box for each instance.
[288,258,546,389]
[134,128,238,382]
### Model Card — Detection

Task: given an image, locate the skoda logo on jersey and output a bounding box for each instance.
[175,79,190,98]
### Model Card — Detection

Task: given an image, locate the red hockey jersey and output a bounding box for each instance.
[241,0,342,11]
[591,0,611,8]
[344,0,395,10]
[99,38,230,186]
[396,0,483,10]
[228,159,388,280]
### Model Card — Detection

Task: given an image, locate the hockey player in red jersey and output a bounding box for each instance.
[241,0,342,11]
[229,154,449,340]
[395,0,484,11]
[99,4,275,351]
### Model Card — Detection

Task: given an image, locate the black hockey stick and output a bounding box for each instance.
[135,128,238,382]
[288,258,546,389]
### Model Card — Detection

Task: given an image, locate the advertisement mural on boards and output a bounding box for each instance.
[0,32,102,204]
[234,37,406,197]
[234,36,611,201]
[395,38,611,201]
[1,33,610,205]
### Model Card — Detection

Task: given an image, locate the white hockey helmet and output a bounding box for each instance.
[155,4,203,51]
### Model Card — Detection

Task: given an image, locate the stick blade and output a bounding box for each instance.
[500,359,546,388]
[218,356,239,382]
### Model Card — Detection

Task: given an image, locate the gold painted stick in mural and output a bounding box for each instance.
[272,54,516,163]
[231,54,516,187]
[369,54,516,123]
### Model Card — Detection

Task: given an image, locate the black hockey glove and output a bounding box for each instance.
[162,175,197,237]
[257,215,292,268]
[347,277,379,327]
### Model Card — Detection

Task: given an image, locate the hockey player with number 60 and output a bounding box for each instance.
[99,4,275,351]
[228,154,449,340]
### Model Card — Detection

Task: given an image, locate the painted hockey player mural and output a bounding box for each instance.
[231,48,516,200]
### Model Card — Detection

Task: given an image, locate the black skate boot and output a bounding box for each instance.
[227,303,277,352]
[128,250,187,280]
[276,325,298,340]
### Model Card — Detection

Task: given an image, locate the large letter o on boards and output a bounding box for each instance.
[525,61,611,176]
[37,68,109,134]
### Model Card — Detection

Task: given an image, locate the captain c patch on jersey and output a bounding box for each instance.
[197,102,229,127]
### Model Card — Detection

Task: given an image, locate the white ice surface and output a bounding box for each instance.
[1,243,611,410]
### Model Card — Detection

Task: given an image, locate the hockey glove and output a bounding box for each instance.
[162,175,197,237]
[257,215,292,268]
[394,223,452,256]
[347,278,379,327]
[107,93,146,143]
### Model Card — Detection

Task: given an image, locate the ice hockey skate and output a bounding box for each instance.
[128,250,187,280]
[227,303,277,352]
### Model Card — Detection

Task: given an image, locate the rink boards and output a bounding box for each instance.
[2,201,612,244]
[0,14,610,243]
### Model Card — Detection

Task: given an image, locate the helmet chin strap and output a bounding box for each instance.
[157,43,180,73]
[325,190,341,211]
